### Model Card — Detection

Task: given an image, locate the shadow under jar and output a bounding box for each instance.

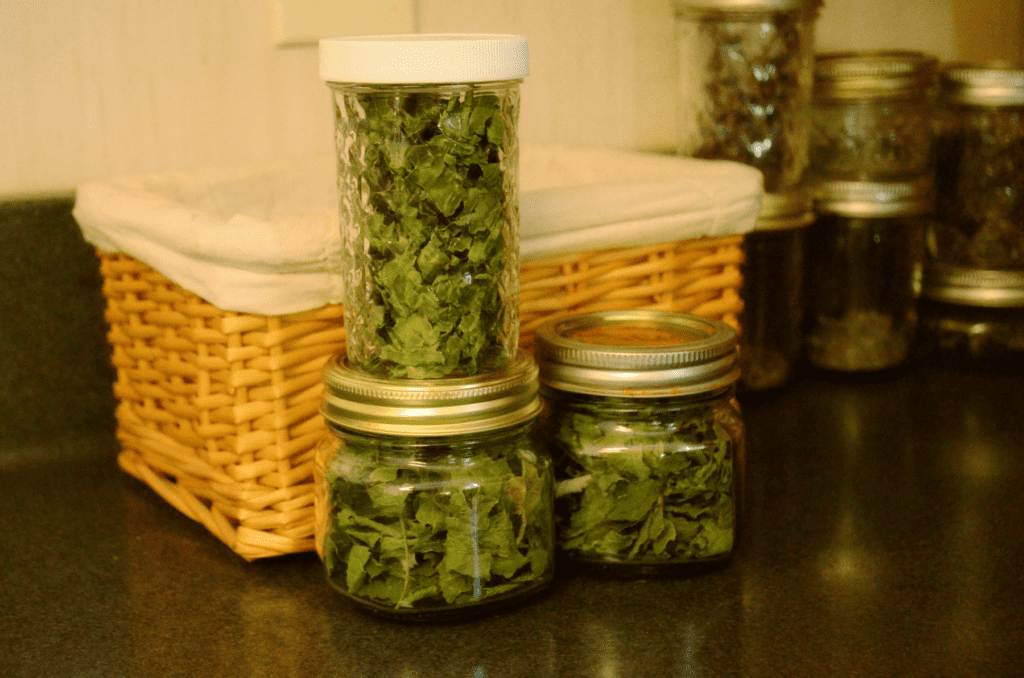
[320,35,528,379]
[805,178,932,372]
[534,311,744,578]
[313,352,555,622]
[673,0,821,192]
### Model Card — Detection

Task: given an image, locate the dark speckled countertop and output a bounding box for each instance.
[2,198,1024,677]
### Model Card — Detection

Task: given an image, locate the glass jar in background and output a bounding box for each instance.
[320,35,528,379]
[917,268,1024,364]
[739,190,815,390]
[673,0,821,192]
[810,51,937,181]
[313,352,554,621]
[931,63,1024,271]
[534,311,744,577]
[805,178,932,372]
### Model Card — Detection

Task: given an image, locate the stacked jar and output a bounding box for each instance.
[919,63,1024,362]
[673,0,821,194]
[739,190,815,390]
[805,51,937,372]
[673,0,820,388]
[810,51,938,181]
[314,35,555,620]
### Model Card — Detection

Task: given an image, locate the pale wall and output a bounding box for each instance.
[2,0,1021,198]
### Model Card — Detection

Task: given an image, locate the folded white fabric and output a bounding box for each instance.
[519,145,762,259]
[73,145,762,315]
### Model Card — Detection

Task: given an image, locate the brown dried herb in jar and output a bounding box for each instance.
[932,63,1024,271]
[674,0,821,192]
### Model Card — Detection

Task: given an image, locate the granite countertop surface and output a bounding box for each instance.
[3,361,1024,677]
[2,198,1024,676]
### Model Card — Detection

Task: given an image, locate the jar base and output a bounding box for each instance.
[326,576,553,624]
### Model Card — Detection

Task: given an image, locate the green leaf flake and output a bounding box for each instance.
[323,433,553,612]
[346,544,372,592]
[552,397,736,564]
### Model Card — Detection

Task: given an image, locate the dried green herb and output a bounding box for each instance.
[335,86,518,378]
[322,432,553,613]
[550,398,735,565]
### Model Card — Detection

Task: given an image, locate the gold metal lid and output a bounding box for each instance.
[814,176,934,218]
[814,51,937,100]
[674,0,821,13]
[755,189,816,232]
[921,266,1024,308]
[940,62,1024,106]
[321,351,541,435]
[534,310,739,397]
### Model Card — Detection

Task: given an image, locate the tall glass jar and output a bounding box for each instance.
[931,63,1024,271]
[320,35,528,379]
[534,311,744,577]
[739,190,815,390]
[805,178,932,372]
[810,51,937,181]
[313,351,554,621]
[673,0,821,192]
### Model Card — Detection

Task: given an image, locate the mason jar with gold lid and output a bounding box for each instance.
[810,50,937,181]
[805,177,933,372]
[313,351,554,621]
[534,310,744,576]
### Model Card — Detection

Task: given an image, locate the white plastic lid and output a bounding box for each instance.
[319,33,529,84]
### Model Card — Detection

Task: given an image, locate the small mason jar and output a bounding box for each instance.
[319,35,528,379]
[805,178,932,372]
[917,267,1024,364]
[534,311,744,576]
[932,63,1024,271]
[739,190,815,390]
[673,0,821,192]
[811,51,937,181]
[313,351,554,621]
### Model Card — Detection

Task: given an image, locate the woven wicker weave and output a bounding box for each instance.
[98,233,744,560]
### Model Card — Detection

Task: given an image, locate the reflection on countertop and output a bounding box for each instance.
[3,362,1024,677]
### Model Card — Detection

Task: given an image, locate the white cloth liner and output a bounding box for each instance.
[72,145,763,315]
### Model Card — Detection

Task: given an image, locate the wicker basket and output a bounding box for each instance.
[99,233,743,560]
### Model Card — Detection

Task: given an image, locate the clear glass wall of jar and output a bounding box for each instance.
[320,35,528,379]
[739,190,815,390]
[673,0,821,193]
[931,63,1024,271]
[313,352,554,621]
[810,51,937,181]
[534,311,744,577]
[805,178,932,372]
